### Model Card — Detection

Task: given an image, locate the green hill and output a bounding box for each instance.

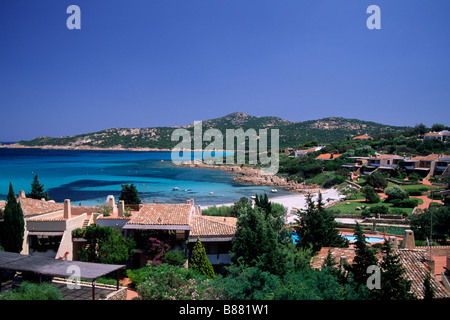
[17,112,408,150]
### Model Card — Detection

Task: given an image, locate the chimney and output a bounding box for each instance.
[388,236,399,249]
[401,230,415,249]
[118,200,125,217]
[64,199,71,220]
[18,190,26,199]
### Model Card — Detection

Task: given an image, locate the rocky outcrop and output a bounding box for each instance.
[175,161,320,192]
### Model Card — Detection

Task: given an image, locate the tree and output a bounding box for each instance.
[361,185,381,203]
[385,185,408,202]
[76,225,135,265]
[346,223,379,287]
[423,270,435,300]
[0,183,24,253]
[375,241,414,300]
[431,123,446,132]
[365,172,388,190]
[254,193,271,217]
[231,201,286,276]
[27,174,51,200]
[296,193,349,253]
[119,183,141,205]
[190,237,215,279]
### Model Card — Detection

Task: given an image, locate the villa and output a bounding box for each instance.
[294,146,324,158]
[341,153,450,178]
[423,130,450,142]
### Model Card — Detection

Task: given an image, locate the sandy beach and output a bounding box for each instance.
[201,188,346,224]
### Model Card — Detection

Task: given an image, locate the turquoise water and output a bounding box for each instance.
[292,232,384,244]
[0,148,290,206]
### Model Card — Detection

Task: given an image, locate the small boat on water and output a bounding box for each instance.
[271,189,278,193]
[173,187,179,191]
[250,195,256,199]
[209,191,214,195]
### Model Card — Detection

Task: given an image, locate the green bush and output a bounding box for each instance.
[369,205,389,215]
[163,250,187,266]
[385,185,408,202]
[406,189,422,196]
[0,281,64,300]
[391,198,419,208]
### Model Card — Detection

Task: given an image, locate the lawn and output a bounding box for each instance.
[327,197,423,216]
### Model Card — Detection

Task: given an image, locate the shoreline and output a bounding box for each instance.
[0,143,174,152]
[174,160,322,192]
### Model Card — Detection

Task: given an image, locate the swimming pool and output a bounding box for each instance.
[292,232,384,244]
[342,235,384,243]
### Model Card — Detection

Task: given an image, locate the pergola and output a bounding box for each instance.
[0,251,125,300]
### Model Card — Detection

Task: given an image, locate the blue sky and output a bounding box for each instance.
[0,0,449,141]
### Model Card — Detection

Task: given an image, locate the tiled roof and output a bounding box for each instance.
[17,198,64,217]
[189,216,237,238]
[311,247,450,299]
[126,203,193,226]
[424,132,441,137]
[353,134,372,140]
[316,153,342,160]
[397,249,450,299]
[411,154,441,162]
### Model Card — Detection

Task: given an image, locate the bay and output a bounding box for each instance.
[0,148,289,206]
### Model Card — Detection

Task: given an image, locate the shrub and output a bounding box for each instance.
[389,208,405,216]
[163,250,187,266]
[361,185,380,203]
[406,189,422,196]
[369,205,389,215]
[391,198,419,208]
[385,185,408,202]
[0,281,63,300]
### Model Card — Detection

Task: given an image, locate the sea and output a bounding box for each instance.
[0,147,290,206]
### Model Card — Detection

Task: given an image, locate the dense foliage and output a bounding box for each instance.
[0,183,24,253]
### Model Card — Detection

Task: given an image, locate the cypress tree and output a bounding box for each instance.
[346,223,378,287]
[27,174,51,200]
[0,183,25,253]
[119,184,141,205]
[376,241,414,300]
[296,193,349,253]
[190,237,215,279]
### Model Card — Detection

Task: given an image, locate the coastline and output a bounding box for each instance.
[0,143,174,152]
[174,160,321,192]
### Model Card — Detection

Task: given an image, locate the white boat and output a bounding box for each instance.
[173,187,179,191]
[250,195,256,199]
[209,191,214,195]
[271,189,278,193]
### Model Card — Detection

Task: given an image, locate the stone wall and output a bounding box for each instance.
[105,287,127,300]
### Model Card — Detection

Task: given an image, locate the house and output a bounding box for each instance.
[400,154,450,179]
[353,134,373,141]
[294,146,324,158]
[423,130,450,142]
[359,154,404,175]
[341,156,370,175]
[315,153,342,161]
[115,199,236,269]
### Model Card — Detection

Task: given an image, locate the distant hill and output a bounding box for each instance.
[16,112,409,150]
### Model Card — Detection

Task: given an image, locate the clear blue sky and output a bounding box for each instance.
[1,0,449,141]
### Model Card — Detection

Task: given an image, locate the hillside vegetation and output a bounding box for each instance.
[17,112,407,150]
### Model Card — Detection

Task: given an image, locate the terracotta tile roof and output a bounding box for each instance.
[189,215,237,238]
[316,153,342,160]
[411,154,441,162]
[312,247,450,299]
[375,154,403,160]
[397,249,450,299]
[353,134,372,140]
[17,198,64,217]
[424,132,441,137]
[126,203,193,226]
